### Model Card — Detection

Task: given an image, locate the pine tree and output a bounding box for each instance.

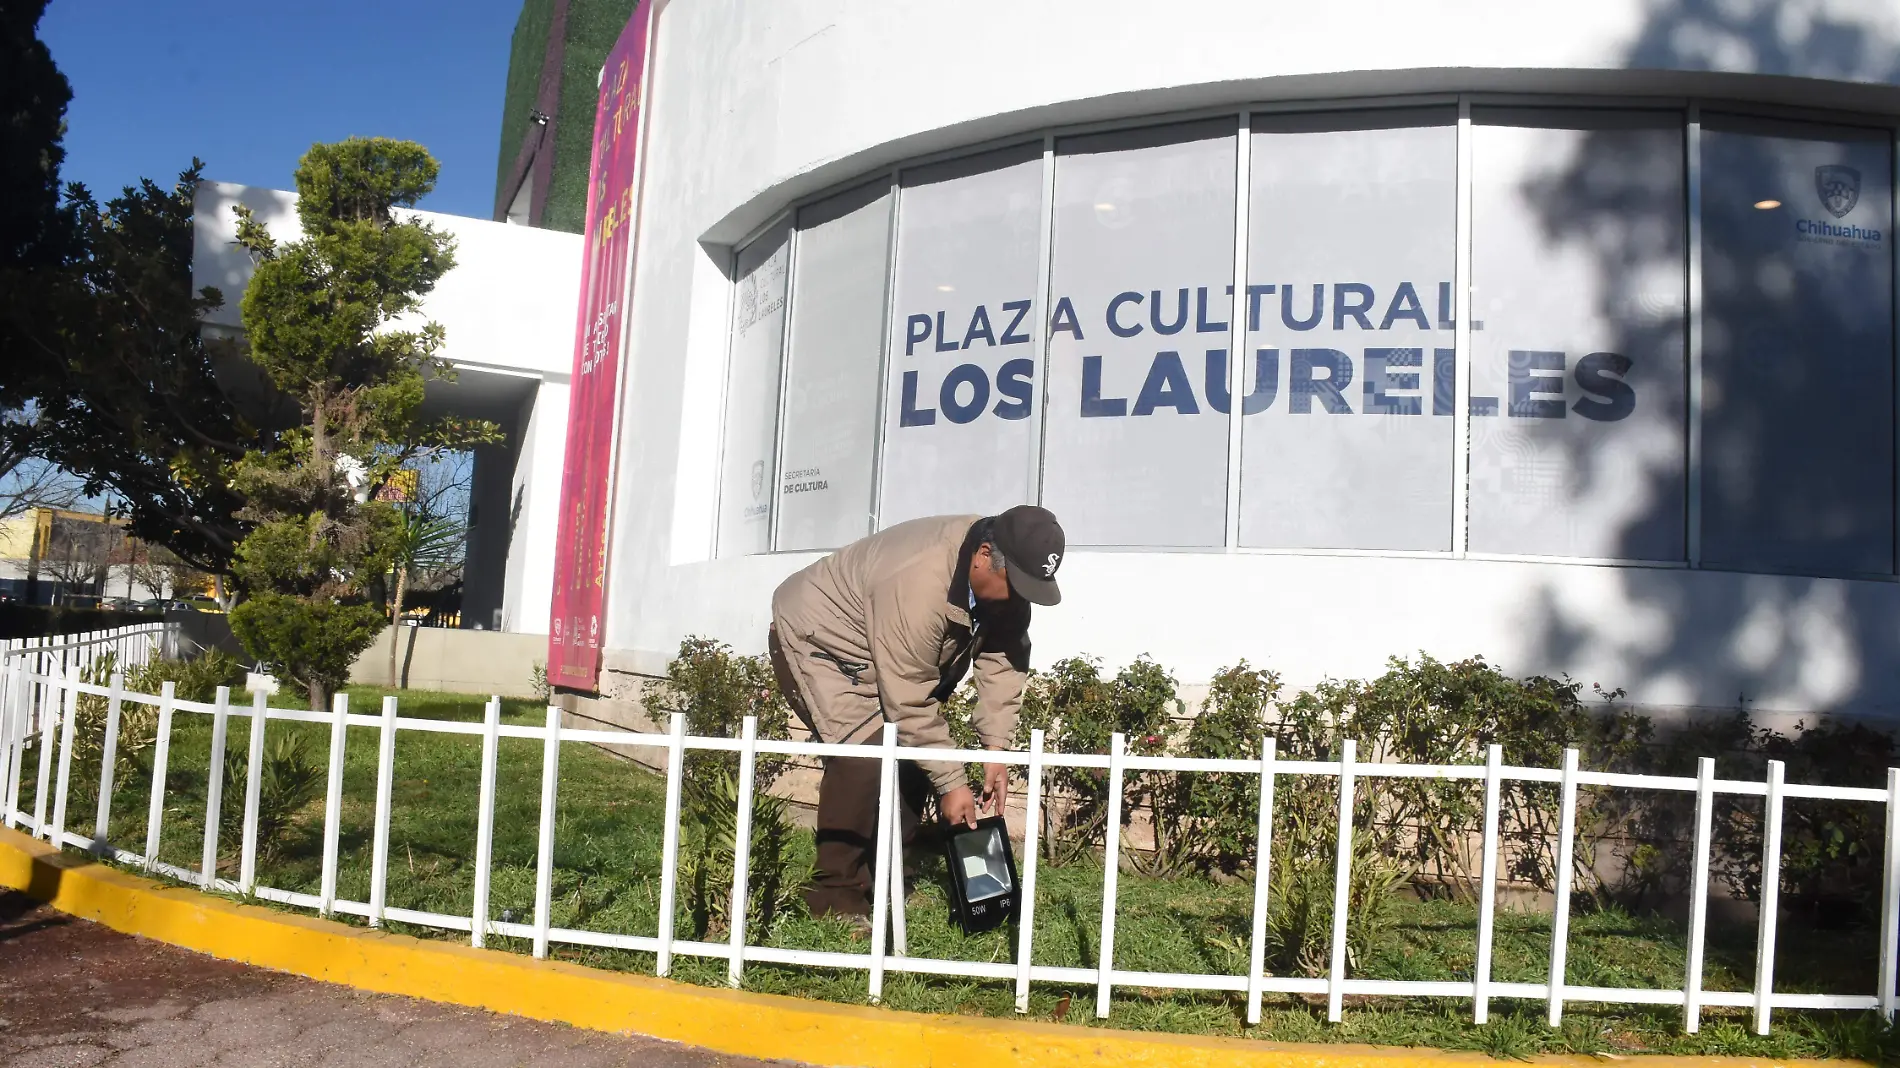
[227,138,494,710]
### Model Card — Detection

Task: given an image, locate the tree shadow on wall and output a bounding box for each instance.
[1514,0,1900,729]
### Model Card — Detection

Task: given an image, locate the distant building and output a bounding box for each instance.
[0,507,173,606]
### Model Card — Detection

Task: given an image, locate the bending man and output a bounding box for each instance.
[767,506,1066,920]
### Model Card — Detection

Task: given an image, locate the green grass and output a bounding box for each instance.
[18,687,1900,1062]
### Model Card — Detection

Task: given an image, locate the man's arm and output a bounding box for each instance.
[864,578,968,802]
[969,631,1029,816]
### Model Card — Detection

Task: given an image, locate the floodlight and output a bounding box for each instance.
[941,815,1019,935]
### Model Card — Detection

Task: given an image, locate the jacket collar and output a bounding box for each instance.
[945,519,982,629]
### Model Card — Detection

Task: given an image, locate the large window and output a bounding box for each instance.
[715,222,789,558]
[777,182,891,551]
[712,99,1900,584]
[1700,115,1894,575]
[1043,120,1237,548]
[1241,109,1456,551]
[878,144,1045,528]
[1468,109,1688,561]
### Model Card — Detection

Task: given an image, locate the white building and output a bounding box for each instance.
[202,0,1900,725]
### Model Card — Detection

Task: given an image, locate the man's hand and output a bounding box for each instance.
[980,755,1009,817]
[940,785,978,829]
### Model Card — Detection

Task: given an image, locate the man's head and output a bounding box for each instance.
[969,505,1065,606]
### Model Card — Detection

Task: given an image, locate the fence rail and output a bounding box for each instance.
[1,660,1896,1036]
[0,623,172,737]
[1,621,170,665]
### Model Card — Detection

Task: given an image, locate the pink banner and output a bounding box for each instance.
[548,3,652,691]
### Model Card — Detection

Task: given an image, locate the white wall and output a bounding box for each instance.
[503,379,570,635]
[192,181,582,379]
[661,0,1900,247]
[600,0,1900,718]
[599,0,1900,717]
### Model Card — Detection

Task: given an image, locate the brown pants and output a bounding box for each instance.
[769,625,933,917]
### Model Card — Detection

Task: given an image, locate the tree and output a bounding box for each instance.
[4,6,254,571]
[225,137,494,710]
[0,420,82,521]
[2,166,266,574]
[4,3,260,578]
[0,1,82,525]
[38,512,120,603]
[1,0,70,270]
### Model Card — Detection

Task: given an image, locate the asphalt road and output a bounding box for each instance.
[0,891,799,1068]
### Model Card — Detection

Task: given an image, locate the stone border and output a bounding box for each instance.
[0,827,1858,1068]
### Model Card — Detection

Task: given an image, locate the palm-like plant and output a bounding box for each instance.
[386,510,462,687]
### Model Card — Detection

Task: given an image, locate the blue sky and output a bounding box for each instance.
[40,0,528,219]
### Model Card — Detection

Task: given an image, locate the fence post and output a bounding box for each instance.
[0,644,14,829]
[1013,728,1046,1014]
[1473,743,1503,1024]
[1,657,16,830]
[238,687,269,894]
[200,686,232,887]
[31,636,46,737]
[143,681,176,867]
[531,703,560,959]
[1327,737,1357,1023]
[1881,766,1900,1022]
[319,693,348,917]
[1546,747,1579,1026]
[32,665,58,837]
[50,670,80,847]
[471,696,501,949]
[1245,736,1278,1026]
[1869,760,1900,1018]
[1685,756,1716,1032]
[92,671,126,852]
[3,653,22,829]
[890,796,909,958]
[369,695,399,929]
[868,721,898,1003]
[1094,732,1127,1020]
[1753,758,1785,1036]
[656,711,687,976]
[727,715,760,987]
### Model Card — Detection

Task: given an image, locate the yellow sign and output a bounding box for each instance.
[376,469,419,503]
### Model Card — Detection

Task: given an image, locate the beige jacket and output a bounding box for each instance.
[771,514,1031,794]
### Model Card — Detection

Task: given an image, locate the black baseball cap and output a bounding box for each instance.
[992,505,1065,606]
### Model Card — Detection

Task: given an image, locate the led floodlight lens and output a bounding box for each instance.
[952,826,1013,902]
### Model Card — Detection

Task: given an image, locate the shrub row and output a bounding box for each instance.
[655,639,1899,949]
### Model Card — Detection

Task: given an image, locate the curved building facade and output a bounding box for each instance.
[581,0,1900,723]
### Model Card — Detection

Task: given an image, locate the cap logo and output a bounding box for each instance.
[1042,552,1060,577]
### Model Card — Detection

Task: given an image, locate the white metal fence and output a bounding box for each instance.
[0,624,171,732]
[1,660,1896,1037]
[0,623,170,674]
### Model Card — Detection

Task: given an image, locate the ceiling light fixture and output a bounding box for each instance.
[1754,199,1782,210]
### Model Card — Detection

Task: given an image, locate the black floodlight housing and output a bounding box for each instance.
[941,815,1019,935]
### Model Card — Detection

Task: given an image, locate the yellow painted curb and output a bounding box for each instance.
[0,827,1850,1068]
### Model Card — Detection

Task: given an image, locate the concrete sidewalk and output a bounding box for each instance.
[0,892,797,1068]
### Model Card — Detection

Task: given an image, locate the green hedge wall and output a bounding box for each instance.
[492,0,640,233]
[493,0,558,217]
[542,0,640,233]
